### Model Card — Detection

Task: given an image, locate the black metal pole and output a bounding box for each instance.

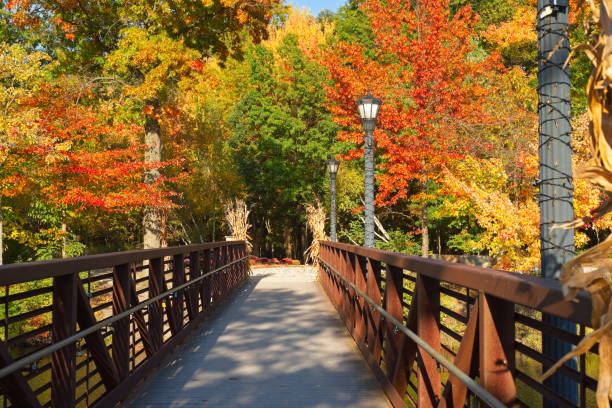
[330,174,337,242]
[537,0,578,405]
[363,126,375,248]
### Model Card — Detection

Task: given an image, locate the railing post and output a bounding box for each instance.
[366,259,383,362]
[339,250,350,323]
[346,251,357,332]
[240,244,248,280]
[478,292,517,406]
[112,263,131,380]
[212,246,220,302]
[148,257,164,350]
[51,273,78,408]
[172,254,185,330]
[354,254,368,343]
[188,251,200,318]
[202,249,211,309]
[385,265,408,395]
[220,245,228,298]
[416,274,440,407]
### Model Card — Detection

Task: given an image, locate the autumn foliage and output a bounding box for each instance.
[322,0,502,206]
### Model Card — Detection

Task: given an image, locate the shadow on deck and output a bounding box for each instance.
[124,269,390,408]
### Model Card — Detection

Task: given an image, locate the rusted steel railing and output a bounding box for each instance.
[0,241,249,408]
[318,241,597,408]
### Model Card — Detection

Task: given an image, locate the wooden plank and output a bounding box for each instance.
[52,273,78,408]
[0,341,41,408]
[479,292,517,406]
[439,298,479,408]
[75,283,120,390]
[417,274,440,408]
[112,263,131,379]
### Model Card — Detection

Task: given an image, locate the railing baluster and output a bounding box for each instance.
[478,292,517,406]
[112,263,131,380]
[416,274,440,407]
[51,272,78,408]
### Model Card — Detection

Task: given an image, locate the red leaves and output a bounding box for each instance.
[18,78,184,213]
[321,0,501,206]
[189,59,204,72]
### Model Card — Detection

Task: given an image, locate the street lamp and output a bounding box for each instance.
[356,89,382,248]
[326,158,340,242]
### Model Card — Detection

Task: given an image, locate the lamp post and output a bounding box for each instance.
[326,158,340,242]
[356,89,382,248]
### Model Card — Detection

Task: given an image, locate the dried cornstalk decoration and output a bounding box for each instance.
[304,200,327,266]
[541,1,612,405]
[224,199,252,252]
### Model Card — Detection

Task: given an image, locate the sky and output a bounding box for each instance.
[289,0,346,17]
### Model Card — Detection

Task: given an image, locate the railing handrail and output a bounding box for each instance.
[319,257,507,408]
[321,240,592,324]
[0,255,247,380]
[0,240,245,285]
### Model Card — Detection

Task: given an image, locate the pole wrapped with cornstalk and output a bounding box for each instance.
[304,200,327,267]
[541,1,612,405]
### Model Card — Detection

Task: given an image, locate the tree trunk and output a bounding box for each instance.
[421,204,429,257]
[438,227,441,255]
[283,223,292,259]
[143,102,162,249]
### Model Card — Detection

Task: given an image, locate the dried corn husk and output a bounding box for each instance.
[224,199,252,252]
[304,201,327,266]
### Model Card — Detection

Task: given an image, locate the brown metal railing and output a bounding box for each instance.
[318,241,598,408]
[0,240,249,408]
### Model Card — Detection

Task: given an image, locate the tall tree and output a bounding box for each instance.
[322,0,501,254]
[6,0,280,248]
[227,32,338,257]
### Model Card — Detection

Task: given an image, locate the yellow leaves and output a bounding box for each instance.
[484,6,536,49]
[105,27,200,103]
[264,6,333,59]
[442,158,540,273]
[0,43,52,154]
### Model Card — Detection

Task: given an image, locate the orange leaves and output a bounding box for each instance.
[322,0,501,206]
[14,77,184,213]
[484,6,535,48]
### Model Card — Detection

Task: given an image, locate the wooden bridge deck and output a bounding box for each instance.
[124,266,390,408]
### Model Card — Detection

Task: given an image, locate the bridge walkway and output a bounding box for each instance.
[124,266,390,408]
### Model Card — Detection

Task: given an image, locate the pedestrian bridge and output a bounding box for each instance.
[0,241,598,407]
